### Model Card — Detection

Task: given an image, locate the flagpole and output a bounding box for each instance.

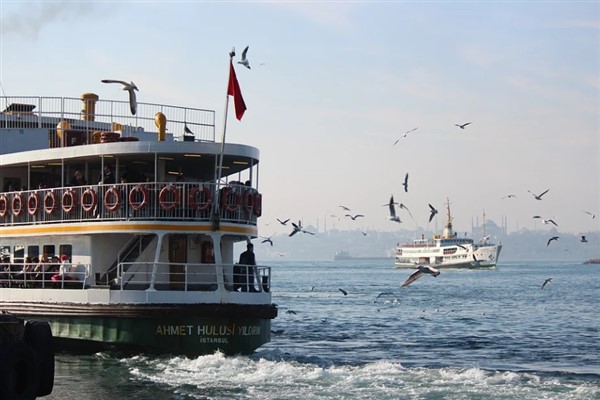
[212,51,234,230]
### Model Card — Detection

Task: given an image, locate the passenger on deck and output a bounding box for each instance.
[70,170,87,186]
[99,165,115,185]
[51,255,75,285]
[237,242,258,292]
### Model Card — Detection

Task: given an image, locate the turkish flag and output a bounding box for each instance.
[227,60,247,121]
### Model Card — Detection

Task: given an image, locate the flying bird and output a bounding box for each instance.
[583,210,596,219]
[501,194,517,199]
[528,189,549,200]
[388,195,402,223]
[392,127,418,145]
[238,45,251,69]
[401,265,441,287]
[277,218,290,226]
[581,235,588,243]
[339,205,351,211]
[402,173,409,193]
[338,288,348,296]
[546,236,559,246]
[184,124,194,135]
[101,79,139,115]
[428,204,438,222]
[455,122,472,129]
[289,221,314,237]
[472,254,481,266]
[345,214,364,220]
[261,236,274,246]
[541,277,553,290]
[456,244,468,251]
[533,216,558,227]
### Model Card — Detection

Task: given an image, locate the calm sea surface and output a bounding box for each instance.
[47,261,599,400]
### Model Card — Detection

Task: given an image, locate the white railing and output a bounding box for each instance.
[0,263,90,289]
[0,95,216,143]
[0,182,261,226]
[115,262,271,293]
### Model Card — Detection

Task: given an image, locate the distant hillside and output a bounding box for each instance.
[247,221,598,263]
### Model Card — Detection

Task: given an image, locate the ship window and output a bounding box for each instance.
[14,245,25,263]
[27,246,40,259]
[42,245,55,259]
[1,246,10,262]
[59,244,72,259]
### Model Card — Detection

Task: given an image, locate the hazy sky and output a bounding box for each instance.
[1,1,598,237]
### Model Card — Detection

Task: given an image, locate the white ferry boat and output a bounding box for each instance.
[394,200,502,269]
[0,80,276,356]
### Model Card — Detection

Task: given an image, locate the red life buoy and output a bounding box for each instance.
[129,185,148,210]
[12,194,23,217]
[253,192,262,217]
[61,189,77,214]
[44,191,57,215]
[159,185,180,211]
[242,189,255,214]
[104,187,121,212]
[28,193,40,216]
[189,186,212,211]
[220,187,240,212]
[81,188,97,213]
[0,194,8,218]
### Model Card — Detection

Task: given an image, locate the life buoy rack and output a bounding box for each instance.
[0,194,8,218]
[189,186,212,211]
[220,187,241,212]
[242,189,255,214]
[159,185,180,211]
[44,191,57,215]
[104,187,121,212]
[28,193,40,216]
[12,193,23,217]
[61,189,77,214]
[129,185,148,211]
[253,192,263,217]
[81,188,97,213]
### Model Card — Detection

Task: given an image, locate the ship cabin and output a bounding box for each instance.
[0,93,268,301]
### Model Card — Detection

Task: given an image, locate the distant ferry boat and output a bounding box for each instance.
[394,200,502,269]
[0,82,276,356]
[334,250,392,261]
[583,258,600,264]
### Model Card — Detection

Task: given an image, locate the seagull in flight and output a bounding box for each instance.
[501,194,517,199]
[456,244,468,251]
[428,203,438,222]
[471,254,481,266]
[101,79,139,115]
[528,189,549,200]
[338,288,348,296]
[581,235,588,243]
[277,218,290,226]
[583,210,596,219]
[401,265,440,287]
[339,205,351,211]
[345,214,364,220]
[533,215,558,227]
[289,220,314,237]
[388,195,402,223]
[238,45,251,69]
[546,236,559,246]
[402,173,409,193]
[455,122,472,129]
[184,124,194,135]
[541,277,553,290]
[392,127,418,145]
[260,235,274,246]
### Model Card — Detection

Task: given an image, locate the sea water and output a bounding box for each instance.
[47,261,600,399]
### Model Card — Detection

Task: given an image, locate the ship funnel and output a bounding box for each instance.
[81,93,99,121]
[155,112,166,141]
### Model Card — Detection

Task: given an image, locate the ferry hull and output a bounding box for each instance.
[395,245,502,269]
[1,302,277,356]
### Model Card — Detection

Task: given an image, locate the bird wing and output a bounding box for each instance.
[539,189,549,198]
[241,45,249,60]
[338,288,348,296]
[548,219,558,226]
[128,89,137,115]
[101,79,129,86]
[289,229,298,237]
[401,270,423,287]
[389,202,397,219]
[429,203,436,212]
